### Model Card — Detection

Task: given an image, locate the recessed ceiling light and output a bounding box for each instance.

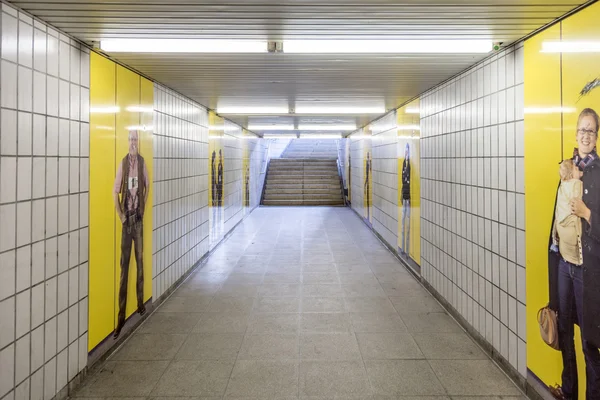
[298,124,356,131]
[217,106,289,114]
[284,40,492,54]
[100,39,268,53]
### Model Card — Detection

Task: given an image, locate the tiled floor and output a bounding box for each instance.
[73,207,525,399]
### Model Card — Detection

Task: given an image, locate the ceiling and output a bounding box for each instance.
[10,0,587,134]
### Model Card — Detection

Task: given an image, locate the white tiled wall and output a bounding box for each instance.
[371,113,399,247]
[349,113,399,248]
[0,3,90,399]
[349,137,367,219]
[152,84,210,299]
[420,43,526,376]
[222,122,267,233]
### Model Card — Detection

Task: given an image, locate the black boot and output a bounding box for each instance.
[113,321,124,339]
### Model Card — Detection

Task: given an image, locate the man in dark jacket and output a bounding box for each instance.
[550,108,600,400]
[112,130,150,339]
[401,143,411,254]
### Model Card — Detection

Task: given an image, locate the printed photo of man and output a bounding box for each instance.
[113,129,150,339]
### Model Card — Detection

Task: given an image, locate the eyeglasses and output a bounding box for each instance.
[577,128,598,138]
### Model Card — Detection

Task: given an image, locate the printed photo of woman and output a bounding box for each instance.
[548,108,600,400]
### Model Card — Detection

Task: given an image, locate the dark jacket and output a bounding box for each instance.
[549,155,600,347]
[401,159,411,200]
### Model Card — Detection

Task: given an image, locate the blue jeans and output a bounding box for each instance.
[558,259,600,399]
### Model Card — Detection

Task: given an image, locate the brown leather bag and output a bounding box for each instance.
[538,305,560,350]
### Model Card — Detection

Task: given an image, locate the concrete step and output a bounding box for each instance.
[265,188,342,195]
[266,183,342,190]
[262,199,345,206]
[264,194,343,201]
[268,171,339,177]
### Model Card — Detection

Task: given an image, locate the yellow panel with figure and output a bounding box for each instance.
[89,55,153,352]
[397,99,421,265]
[209,112,225,248]
[363,127,373,226]
[525,3,600,399]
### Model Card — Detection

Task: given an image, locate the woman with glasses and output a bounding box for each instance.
[549,108,600,400]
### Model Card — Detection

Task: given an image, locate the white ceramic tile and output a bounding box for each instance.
[31,368,44,400]
[80,123,89,157]
[56,348,67,393]
[0,343,15,398]
[80,87,89,123]
[16,245,31,292]
[1,108,18,156]
[31,241,44,285]
[15,333,30,385]
[16,289,30,337]
[58,41,69,81]
[46,76,59,117]
[57,234,68,274]
[46,117,59,155]
[44,317,57,363]
[58,158,68,196]
[33,29,46,73]
[0,156,17,203]
[45,197,57,239]
[56,310,68,352]
[17,156,32,201]
[78,263,88,300]
[69,84,80,120]
[17,65,33,111]
[57,197,68,236]
[16,201,32,247]
[32,158,45,200]
[68,303,78,343]
[45,158,58,198]
[30,325,43,373]
[32,114,46,156]
[43,356,56,400]
[33,70,46,114]
[18,20,33,68]
[46,35,58,77]
[68,228,78,266]
[2,12,18,62]
[69,46,80,85]
[45,238,57,279]
[80,53,90,88]
[69,159,79,195]
[1,60,18,108]
[58,80,69,119]
[0,296,15,347]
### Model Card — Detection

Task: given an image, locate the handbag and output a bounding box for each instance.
[538,305,560,350]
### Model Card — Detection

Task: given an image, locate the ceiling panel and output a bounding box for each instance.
[8,0,587,134]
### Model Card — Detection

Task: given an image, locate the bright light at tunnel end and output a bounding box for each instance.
[100,39,493,54]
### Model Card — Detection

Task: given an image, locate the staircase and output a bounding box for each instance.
[281,139,338,159]
[262,140,345,206]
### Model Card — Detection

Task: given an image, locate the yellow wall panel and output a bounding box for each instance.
[88,53,117,351]
[526,3,600,397]
[88,57,154,352]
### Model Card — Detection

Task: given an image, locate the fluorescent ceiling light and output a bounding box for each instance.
[90,106,120,114]
[524,107,576,114]
[217,107,289,115]
[284,40,492,54]
[541,41,600,53]
[127,125,153,131]
[398,124,420,131]
[300,134,341,139]
[126,106,154,113]
[264,134,297,139]
[248,124,295,131]
[295,106,385,114]
[404,107,420,114]
[298,124,356,131]
[101,39,267,53]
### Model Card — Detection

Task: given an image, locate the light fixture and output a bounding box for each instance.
[248,124,295,131]
[541,41,600,53]
[524,107,576,114]
[398,124,421,131]
[217,106,289,115]
[100,39,268,53]
[300,134,341,139]
[90,106,120,114]
[298,124,356,131]
[405,107,420,114]
[295,106,385,114]
[126,125,154,131]
[126,106,154,113]
[284,40,493,54]
[263,134,297,139]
